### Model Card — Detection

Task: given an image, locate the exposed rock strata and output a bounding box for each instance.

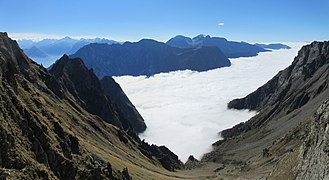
[202,41,329,179]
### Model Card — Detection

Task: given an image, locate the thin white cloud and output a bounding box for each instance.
[218,22,225,26]
[9,33,64,41]
[114,42,305,162]
[8,32,125,42]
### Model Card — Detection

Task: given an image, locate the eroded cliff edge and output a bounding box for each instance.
[201,41,329,179]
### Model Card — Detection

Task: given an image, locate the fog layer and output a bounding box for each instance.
[114,42,305,162]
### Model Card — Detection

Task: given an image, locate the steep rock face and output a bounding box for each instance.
[295,99,329,179]
[49,55,146,133]
[225,41,329,138]
[101,76,146,133]
[228,41,329,113]
[71,39,230,77]
[0,32,30,75]
[201,41,329,179]
[49,55,122,128]
[166,34,268,58]
[0,32,184,179]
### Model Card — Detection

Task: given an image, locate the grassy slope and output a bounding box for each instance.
[0,63,192,179]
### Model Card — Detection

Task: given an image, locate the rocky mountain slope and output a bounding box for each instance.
[198,41,329,179]
[166,34,268,58]
[0,32,186,179]
[100,76,146,133]
[49,55,146,133]
[71,39,230,77]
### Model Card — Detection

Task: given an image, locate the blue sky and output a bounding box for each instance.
[0,0,328,42]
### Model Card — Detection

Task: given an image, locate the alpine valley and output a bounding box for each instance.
[1,30,328,180]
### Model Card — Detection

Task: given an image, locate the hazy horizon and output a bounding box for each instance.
[9,32,311,45]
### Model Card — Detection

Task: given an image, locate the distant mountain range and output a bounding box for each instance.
[254,43,291,50]
[18,34,291,77]
[70,39,231,77]
[166,34,269,58]
[18,37,119,67]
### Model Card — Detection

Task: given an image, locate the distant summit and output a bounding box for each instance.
[254,43,291,50]
[23,46,50,59]
[167,34,268,58]
[18,37,119,67]
[71,39,231,77]
[23,46,52,66]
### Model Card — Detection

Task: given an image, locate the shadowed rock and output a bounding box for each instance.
[71,39,230,77]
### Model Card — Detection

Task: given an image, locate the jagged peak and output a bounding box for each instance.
[0,32,31,75]
[61,54,70,59]
[0,32,8,37]
[292,41,329,66]
[304,40,328,50]
[193,34,206,40]
[62,36,73,40]
[49,54,88,77]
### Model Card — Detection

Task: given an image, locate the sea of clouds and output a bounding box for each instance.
[114,42,306,162]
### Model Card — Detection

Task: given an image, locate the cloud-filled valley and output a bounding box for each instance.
[114,42,305,162]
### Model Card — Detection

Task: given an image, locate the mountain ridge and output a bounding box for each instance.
[166,34,269,58]
[71,39,231,77]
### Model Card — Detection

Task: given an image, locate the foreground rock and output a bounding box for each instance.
[185,155,200,170]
